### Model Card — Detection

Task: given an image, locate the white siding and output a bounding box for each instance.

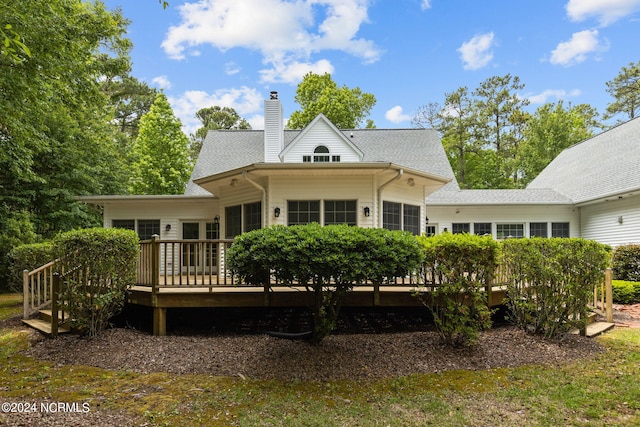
[427,205,579,238]
[580,195,640,246]
[282,120,361,163]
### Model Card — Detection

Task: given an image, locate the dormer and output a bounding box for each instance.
[280,114,364,163]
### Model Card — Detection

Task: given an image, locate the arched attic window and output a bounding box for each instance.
[302,145,341,163]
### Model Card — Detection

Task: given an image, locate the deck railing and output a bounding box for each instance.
[23,259,59,319]
[137,236,237,288]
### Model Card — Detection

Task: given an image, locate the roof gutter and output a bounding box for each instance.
[377,168,403,228]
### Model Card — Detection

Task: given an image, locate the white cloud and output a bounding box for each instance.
[566,0,640,26]
[385,106,412,124]
[259,58,334,84]
[225,62,241,76]
[527,89,581,104]
[421,0,431,10]
[549,29,607,66]
[151,75,172,89]
[161,0,381,83]
[167,86,263,134]
[457,32,495,70]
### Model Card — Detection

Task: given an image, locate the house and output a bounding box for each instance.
[427,116,640,247]
[80,92,454,243]
[80,93,640,248]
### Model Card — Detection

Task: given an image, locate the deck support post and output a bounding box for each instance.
[373,283,380,306]
[263,284,270,306]
[153,307,167,336]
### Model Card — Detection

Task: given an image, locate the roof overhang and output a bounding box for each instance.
[77,194,218,207]
[574,187,640,207]
[193,162,451,195]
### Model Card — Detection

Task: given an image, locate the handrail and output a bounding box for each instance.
[22,259,60,319]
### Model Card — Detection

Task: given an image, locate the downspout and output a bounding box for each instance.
[242,171,267,227]
[377,168,403,228]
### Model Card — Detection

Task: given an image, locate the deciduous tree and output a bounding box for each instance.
[287,72,376,129]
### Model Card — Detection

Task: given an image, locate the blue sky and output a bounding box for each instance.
[102,0,640,133]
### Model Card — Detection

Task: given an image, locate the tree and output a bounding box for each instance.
[189,106,252,162]
[129,93,192,194]
[518,101,600,185]
[287,72,376,129]
[1,0,132,282]
[473,74,530,187]
[103,76,159,139]
[604,61,640,122]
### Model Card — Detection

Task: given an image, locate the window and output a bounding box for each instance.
[474,223,492,236]
[206,222,219,240]
[383,201,402,230]
[530,222,548,238]
[324,200,357,226]
[302,146,340,163]
[313,145,330,162]
[225,205,242,238]
[288,200,320,225]
[244,202,262,232]
[112,219,135,230]
[403,204,421,235]
[383,202,421,234]
[137,220,160,240]
[452,223,470,234]
[496,223,524,239]
[551,222,570,238]
[425,225,436,237]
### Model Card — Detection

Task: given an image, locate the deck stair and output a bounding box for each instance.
[22,309,70,337]
[571,310,615,338]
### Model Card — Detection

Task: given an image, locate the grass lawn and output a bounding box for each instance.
[1,293,639,426]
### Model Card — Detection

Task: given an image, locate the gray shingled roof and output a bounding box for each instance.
[185,128,458,195]
[427,188,573,205]
[527,117,640,203]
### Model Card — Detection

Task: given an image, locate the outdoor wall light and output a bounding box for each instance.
[618,216,624,224]
[214,215,220,225]
[407,178,415,187]
[425,216,429,225]
[363,206,370,217]
[274,207,281,218]
[165,224,171,232]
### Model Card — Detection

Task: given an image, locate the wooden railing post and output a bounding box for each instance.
[151,235,160,298]
[605,268,613,323]
[51,272,60,338]
[23,269,29,319]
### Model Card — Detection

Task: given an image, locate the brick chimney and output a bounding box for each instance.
[264,91,283,163]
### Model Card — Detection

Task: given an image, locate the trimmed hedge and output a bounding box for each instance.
[416,233,499,347]
[5,242,55,293]
[54,228,139,336]
[612,280,640,304]
[612,244,640,282]
[228,224,423,343]
[501,238,610,338]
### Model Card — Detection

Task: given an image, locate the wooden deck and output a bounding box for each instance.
[127,278,508,336]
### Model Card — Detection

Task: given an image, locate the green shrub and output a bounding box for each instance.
[54,228,139,336]
[612,280,640,304]
[501,238,610,338]
[612,245,640,282]
[5,242,55,293]
[228,224,423,343]
[416,233,499,347]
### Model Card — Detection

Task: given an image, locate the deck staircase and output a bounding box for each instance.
[571,310,615,338]
[22,309,70,337]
